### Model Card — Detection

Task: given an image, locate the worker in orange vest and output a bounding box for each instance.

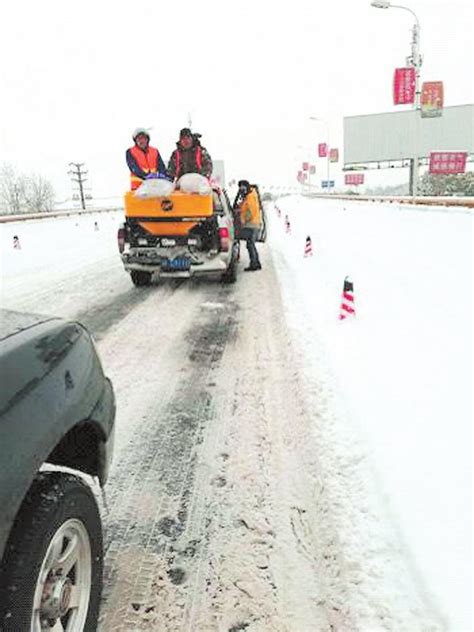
[237,180,262,271]
[126,128,167,190]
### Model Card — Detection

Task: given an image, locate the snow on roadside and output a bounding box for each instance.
[268,196,472,631]
[0,210,124,308]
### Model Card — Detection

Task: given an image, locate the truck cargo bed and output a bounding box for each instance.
[124,191,214,236]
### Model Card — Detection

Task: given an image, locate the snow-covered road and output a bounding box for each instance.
[0,202,470,631]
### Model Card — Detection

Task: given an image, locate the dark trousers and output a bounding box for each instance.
[241,227,261,267]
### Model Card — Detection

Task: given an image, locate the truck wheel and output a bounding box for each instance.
[222,251,238,284]
[131,270,152,287]
[0,472,103,632]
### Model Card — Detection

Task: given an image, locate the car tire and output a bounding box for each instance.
[0,471,103,632]
[222,248,238,284]
[130,270,152,287]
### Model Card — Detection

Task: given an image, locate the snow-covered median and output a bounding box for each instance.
[269,195,472,631]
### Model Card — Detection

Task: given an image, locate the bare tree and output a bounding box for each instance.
[0,164,55,215]
[0,163,26,214]
[23,174,55,213]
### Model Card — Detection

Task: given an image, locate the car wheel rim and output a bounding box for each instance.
[31,518,92,631]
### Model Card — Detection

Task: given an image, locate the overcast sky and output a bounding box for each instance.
[0,0,472,199]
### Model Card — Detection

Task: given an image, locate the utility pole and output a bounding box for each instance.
[68,162,88,210]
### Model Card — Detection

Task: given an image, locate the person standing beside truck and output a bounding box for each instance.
[126,128,167,190]
[237,179,262,271]
[167,128,213,180]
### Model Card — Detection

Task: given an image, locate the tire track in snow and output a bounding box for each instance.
[98,285,239,631]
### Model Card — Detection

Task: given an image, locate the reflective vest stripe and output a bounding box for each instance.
[129,145,160,189]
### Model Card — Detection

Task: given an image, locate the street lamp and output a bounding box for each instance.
[371,0,422,197]
[309,116,331,193]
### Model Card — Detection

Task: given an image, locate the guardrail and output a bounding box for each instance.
[301,194,474,208]
[0,206,123,224]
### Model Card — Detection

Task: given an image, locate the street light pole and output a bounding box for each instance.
[370,1,422,197]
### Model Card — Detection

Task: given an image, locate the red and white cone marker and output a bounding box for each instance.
[285,215,291,233]
[13,235,21,250]
[304,235,313,257]
[339,276,356,320]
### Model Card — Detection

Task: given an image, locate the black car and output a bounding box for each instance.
[0,310,115,632]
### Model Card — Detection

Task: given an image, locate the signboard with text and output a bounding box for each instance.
[309,165,316,174]
[302,162,309,171]
[318,143,328,158]
[429,151,467,174]
[393,67,416,105]
[345,173,365,185]
[321,180,335,188]
[421,81,444,118]
[329,148,339,163]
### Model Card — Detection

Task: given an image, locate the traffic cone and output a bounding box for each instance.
[285,215,291,233]
[304,235,313,257]
[13,235,21,250]
[338,276,355,320]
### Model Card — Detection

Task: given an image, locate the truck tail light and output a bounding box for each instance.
[219,226,230,252]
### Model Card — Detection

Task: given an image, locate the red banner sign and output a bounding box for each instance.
[393,67,416,105]
[429,151,467,174]
[421,81,444,118]
[329,148,339,163]
[309,165,316,174]
[302,162,309,171]
[318,143,328,158]
[345,173,364,185]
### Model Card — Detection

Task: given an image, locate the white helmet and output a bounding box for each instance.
[132,127,150,141]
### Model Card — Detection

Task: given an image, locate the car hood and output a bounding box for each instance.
[0,311,84,417]
[0,310,58,342]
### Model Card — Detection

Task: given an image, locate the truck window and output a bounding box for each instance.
[212,191,224,214]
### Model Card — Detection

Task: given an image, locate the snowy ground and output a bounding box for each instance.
[0,201,472,631]
[270,196,473,631]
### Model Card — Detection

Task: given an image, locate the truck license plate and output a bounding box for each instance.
[161,256,191,271]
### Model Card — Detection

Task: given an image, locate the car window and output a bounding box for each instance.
[212,191,224,215]
[222,190,233,213]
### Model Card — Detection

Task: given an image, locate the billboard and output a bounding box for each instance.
[318,143,328,157]
[429,151,467,174]
[345,173,364,185]
[343,104,474,165]
[421,82,444,118]
[302,162,309,171]
[393,67,416,105]
[329,148,339,163]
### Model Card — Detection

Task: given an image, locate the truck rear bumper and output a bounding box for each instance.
[122,258,228,277]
